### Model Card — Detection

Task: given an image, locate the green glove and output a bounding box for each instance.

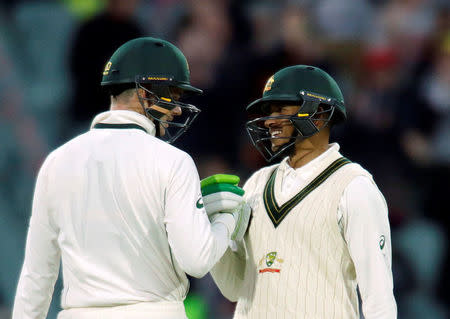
[200,174,251,241]
[200,174,244,216]
[200,174,240,188]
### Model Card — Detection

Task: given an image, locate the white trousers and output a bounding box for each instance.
[57,301,188,319]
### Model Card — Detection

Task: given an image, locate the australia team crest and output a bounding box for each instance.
[258,251,284,273]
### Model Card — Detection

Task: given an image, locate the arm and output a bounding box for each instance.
[210,172,259,301]
[340,176,397,319]
[210,239,247,302]
[13,158,61,319]
[164,154,234,278]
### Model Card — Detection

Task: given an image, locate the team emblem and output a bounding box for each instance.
[258,251,284,273]
[103,61,112,75]
[263,75,274,93]
[266,252,277,267]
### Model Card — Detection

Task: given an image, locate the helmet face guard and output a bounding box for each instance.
[135,76,201,144]
[245,91,338,162]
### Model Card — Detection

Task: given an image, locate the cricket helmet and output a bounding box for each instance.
[101,37,202,143]
[246,65,346,162]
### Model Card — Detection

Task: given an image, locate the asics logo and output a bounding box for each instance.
[196,197,204,209]
[379,235,385,250]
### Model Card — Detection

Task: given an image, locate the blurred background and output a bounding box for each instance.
[0,0,449,318]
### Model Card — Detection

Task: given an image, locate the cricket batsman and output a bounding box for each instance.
[12,37,250,319]
[209,65,397,318]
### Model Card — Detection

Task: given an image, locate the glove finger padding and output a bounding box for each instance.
[200,174,240,189]
[203,192,245,216]
[231,203,251,241]
[201,183,244,197]
[200,174,246,222]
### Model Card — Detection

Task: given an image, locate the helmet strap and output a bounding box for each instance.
[136,85,159,135]
[290,103,335,137]
[155,121,161,138]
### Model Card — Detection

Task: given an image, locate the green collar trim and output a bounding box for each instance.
[263,157,351,228]
[93,123,147,133]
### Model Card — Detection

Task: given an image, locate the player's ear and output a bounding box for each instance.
[142,85,158,104]
[135,87,143,96]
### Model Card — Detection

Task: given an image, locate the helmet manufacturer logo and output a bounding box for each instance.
[263,75,274,93]
[306,92,327,101]
[147,77,169,81]
[103,61,112,75]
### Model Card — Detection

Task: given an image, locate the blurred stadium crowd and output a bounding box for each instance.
[0,0,449,318]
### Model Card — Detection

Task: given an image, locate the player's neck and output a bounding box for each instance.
[110,102,144,115]
[288,136,329,169]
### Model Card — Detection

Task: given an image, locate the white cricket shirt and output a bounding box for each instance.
[271,143,397,318]
[211,143,397,319]
[13,110,234,319]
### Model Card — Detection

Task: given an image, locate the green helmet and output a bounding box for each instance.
[246,65,346,161]
[101,37,202,143]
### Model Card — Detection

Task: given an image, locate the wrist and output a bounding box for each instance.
[210,213,235,237]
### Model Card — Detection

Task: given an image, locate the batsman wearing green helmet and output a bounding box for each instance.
[210,65,397,318]
[12,37,251,319]
[100,36,203,143]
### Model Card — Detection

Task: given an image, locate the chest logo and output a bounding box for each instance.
[258,251,284,273]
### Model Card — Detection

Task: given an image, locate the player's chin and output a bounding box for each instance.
[270,139,289,151]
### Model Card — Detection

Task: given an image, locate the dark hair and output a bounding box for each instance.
[105,83,136,98]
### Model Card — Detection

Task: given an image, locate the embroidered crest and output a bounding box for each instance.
[258,251,284,273]
[263,75,274,93]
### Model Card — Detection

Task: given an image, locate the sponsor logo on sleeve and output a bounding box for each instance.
[196,197,204,209]
[379,235,385,250]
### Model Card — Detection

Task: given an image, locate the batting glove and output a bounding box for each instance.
[201,174,251,241]
[229,202,251,241]
[201,174,245,216]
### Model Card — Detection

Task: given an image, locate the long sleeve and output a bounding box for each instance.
[339,176,397,319]
[210,239,247,302]
[13,158,61,319]
[209,170,261,302]
[164,154,232,278]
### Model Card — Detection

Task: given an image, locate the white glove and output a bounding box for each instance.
[229,202,251,241]
[200,174,251,240]
[201,174,245,216]
[203,191,244,216]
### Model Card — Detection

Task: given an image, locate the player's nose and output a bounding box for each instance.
[172,106,182,116]
[264,113,280,128]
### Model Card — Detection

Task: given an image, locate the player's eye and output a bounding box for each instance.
[268,105,282,114]
[281,106,300,114]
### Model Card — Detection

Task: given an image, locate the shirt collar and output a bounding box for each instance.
[278,143,341,178]
[90,110,156,136]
